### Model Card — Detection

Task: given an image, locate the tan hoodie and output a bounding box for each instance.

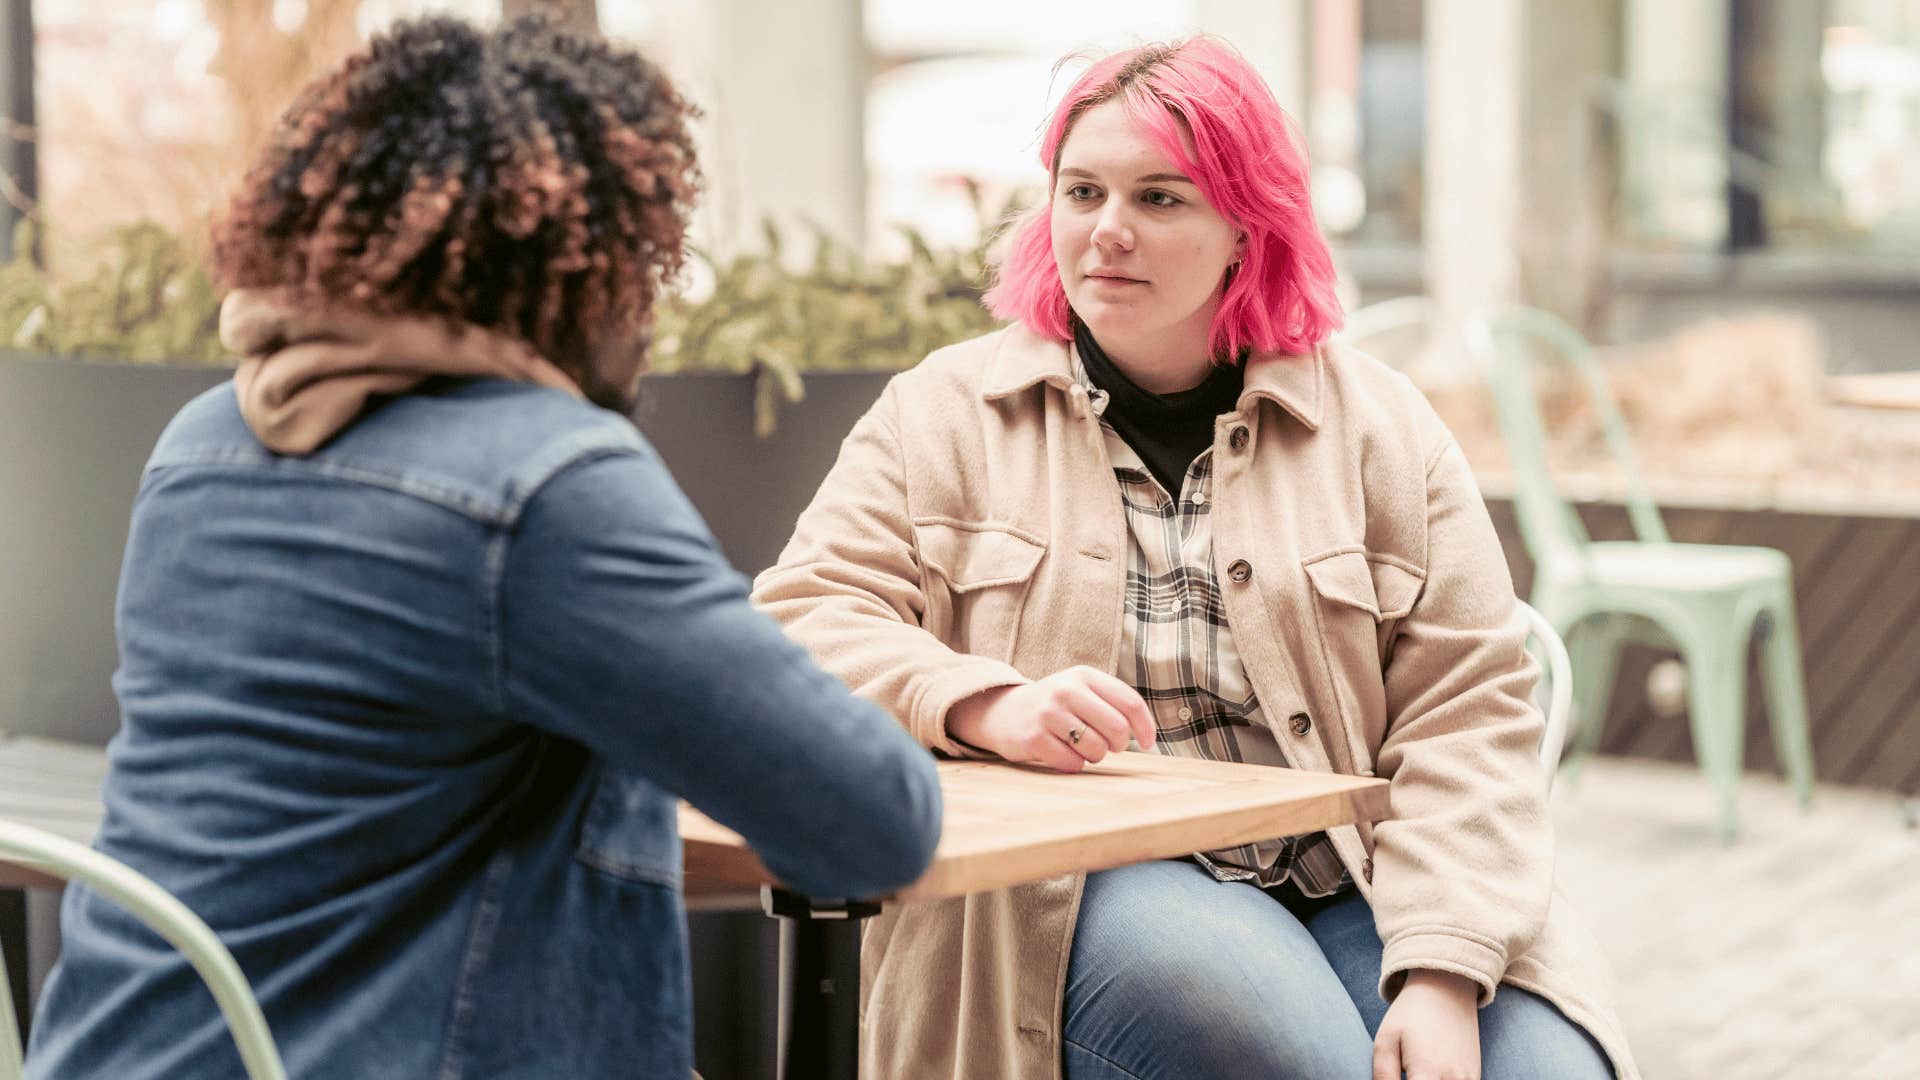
[218,288,580,454]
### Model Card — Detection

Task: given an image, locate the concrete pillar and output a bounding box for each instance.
[1308,0,1362,193]
[1424,0,1621,341]
[663,0,867,260]
[1422,0,1523,362]
[1515,0,1619,328]
[1194,0,1310,119]
[1620,0,1727,249]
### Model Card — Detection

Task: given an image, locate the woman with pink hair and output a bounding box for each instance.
[756,37,1637,1079]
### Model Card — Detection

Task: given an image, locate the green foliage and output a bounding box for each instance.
[2,190,1022,433]
[1,220,227,364]
[650,191,1018,434]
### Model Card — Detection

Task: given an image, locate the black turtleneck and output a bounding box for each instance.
[1074,320,1244,499]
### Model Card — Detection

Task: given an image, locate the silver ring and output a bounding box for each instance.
[1068,726,1083,745]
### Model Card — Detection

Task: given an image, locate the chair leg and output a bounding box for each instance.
[1,889,24,1070]
[1682,639,1748,844]
[1758,593,1815,811]
[1561,616,1624,784]
[1,919,21,1077]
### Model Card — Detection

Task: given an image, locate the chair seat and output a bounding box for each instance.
[1468,304,1815,842]
[1570,541,1790,593]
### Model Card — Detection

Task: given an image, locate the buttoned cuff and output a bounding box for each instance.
[1379,929,1506,1007]
[910,661,1030,759]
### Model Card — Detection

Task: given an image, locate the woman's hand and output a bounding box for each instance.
[946,666,1156,772]
[1373,969,1482,1080]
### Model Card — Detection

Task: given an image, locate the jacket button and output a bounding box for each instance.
[1227,559,1252,583]
[1288,711,1311,736]
[1229,425,1250,452]
[1362,858,1374,884]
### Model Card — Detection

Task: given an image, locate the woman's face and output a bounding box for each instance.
[1050,97,1242,389]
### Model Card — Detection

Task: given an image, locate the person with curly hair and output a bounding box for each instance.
[24,16,941,1080]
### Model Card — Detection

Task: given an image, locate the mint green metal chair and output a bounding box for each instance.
[1345,302,1574,789]
[1465,305,1815,841]
[0,818,288,1080]
[1340,295,1433,349]
[1522,599,1576,787]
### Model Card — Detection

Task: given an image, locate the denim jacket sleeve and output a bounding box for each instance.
[497,447,942,901]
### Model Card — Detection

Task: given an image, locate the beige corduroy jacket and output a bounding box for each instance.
[751,324,1639,1080]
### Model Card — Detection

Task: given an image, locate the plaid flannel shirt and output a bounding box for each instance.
[1081,360,1349,897]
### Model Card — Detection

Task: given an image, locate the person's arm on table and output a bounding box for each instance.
[499,445,941,901]
[751,380,1152,771]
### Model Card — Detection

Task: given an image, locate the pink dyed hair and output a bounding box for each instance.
[983,37,1344,358]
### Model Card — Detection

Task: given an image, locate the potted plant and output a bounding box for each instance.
[1,205,1012,740]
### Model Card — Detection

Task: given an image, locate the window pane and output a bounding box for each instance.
[1733,0,1920,252]
[1355,0,1423,245]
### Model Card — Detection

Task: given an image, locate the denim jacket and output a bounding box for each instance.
[26,379,942,1079]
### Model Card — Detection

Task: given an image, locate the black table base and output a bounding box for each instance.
[764,888,878,1080]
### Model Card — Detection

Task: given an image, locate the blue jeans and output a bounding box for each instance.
[1064,859,1612,1079]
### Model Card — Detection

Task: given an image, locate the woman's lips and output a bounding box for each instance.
[1087,273,1146,286]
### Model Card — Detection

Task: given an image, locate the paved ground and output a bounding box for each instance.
[1551,758,1920,1079]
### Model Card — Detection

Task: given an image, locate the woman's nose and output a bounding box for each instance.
[1089,205,1133,251]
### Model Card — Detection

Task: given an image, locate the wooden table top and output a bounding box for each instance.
[0,738,1393,904]
[680,751,1391,904]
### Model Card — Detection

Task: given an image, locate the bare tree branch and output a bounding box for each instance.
[203,0,365,163]
[501,0,600,37]
[0,166,34,214]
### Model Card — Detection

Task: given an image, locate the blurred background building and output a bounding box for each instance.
[5,0,1918,373]
[4,5,1919,1078]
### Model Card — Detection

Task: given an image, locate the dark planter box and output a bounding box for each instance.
[628,370,891,578]
[0,353,889,743]
[0,355,230,745]
[0,351,891,1078]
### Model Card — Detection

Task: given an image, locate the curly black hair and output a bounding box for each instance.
[210,14,701,408]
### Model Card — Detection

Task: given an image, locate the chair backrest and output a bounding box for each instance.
[1340,295,1433,352]
[1517,599,1574,786]
[1347,305,1576,784]
[0,820,288,1080]
[1463,306,1669,569]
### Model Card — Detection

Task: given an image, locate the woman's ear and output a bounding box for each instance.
[1234,231,1249,262]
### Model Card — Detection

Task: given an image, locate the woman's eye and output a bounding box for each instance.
[1144,189,1182,208]
[1065,184,1098,201]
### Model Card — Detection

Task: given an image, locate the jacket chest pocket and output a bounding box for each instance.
[1301,548,1426,669]
[912,518,1047,664]
[1299,548,1425,769]
[573,764,682,888]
